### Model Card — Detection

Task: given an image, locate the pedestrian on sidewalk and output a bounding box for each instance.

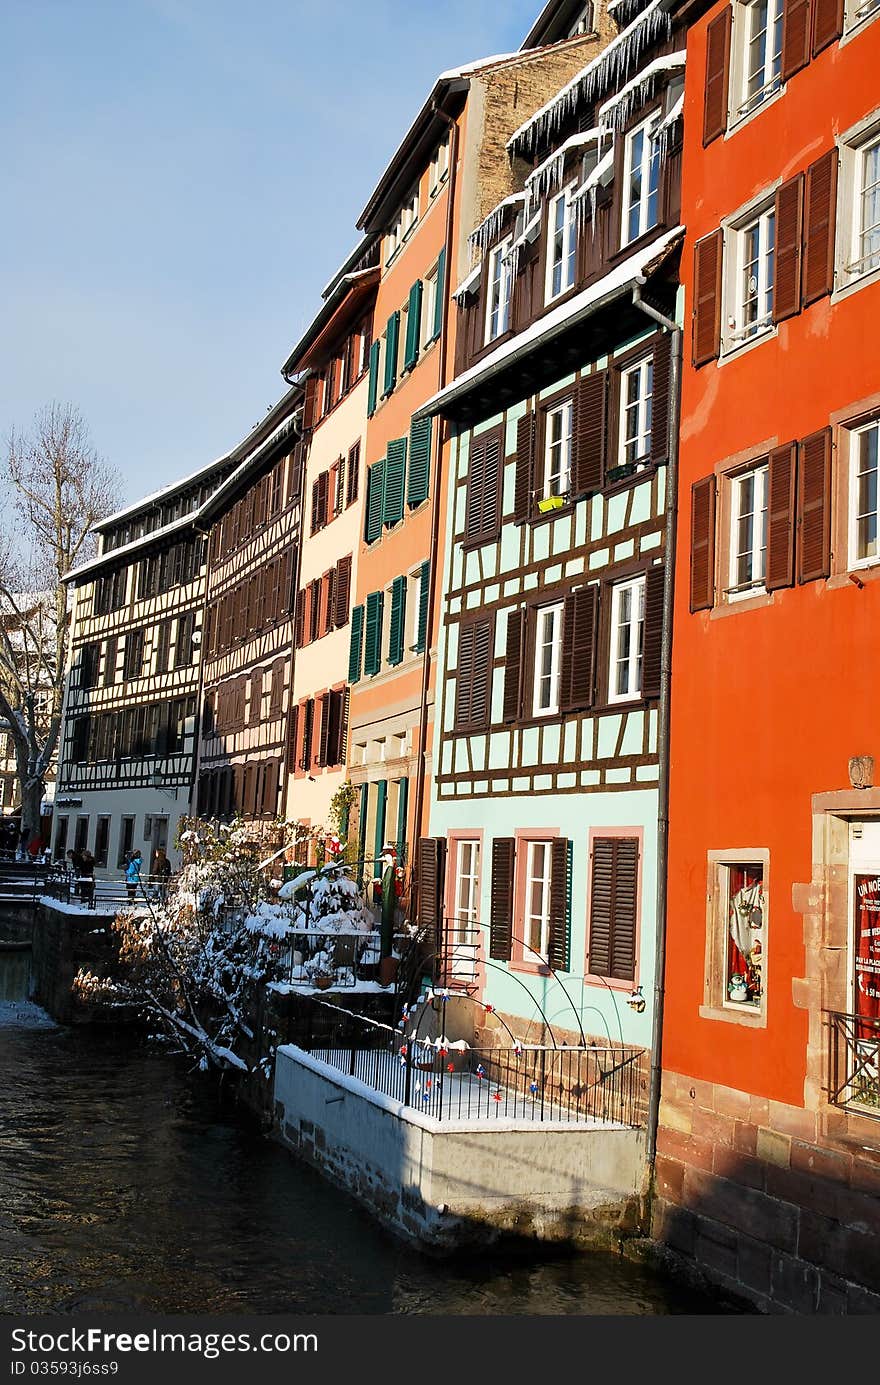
[125,849,142,902]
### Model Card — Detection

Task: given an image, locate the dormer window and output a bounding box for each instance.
[622,114,661,246]
[545,184,578,303]
[485,236,513,343]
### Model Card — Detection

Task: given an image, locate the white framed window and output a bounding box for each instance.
[422,265,439,348]
[545,184,577,303]
[731,0,784,123]
[532,601,564,716]
[385,215,402,265]
[401,189,419,241]
[485,236,513,343]
[845,0,880,32]
[567,3,593,35]
[609,576,645,703]
[429,134,450,195]
[841,132,880,287]
[543,400,573,497]
[727,463,768,598]
[619,357,653,468]
[454,840,480,924]
[848,419,880,568]
[724,200,776,350]
[525,840,553,956]
[622,114,661,246]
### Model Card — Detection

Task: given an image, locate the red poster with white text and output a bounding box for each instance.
[854,873,880,1038]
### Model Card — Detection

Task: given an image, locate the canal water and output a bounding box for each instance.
[0,950,727,1316]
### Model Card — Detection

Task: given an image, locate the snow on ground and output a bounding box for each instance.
[0,998,56,1029]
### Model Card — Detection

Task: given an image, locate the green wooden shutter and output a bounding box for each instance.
[383,312,400,397]
[407,415,432,508]
[415,559,430,654]
[384,438,407,526]
[395,776,409,864]
[367,340,380,417]
[364,590,384,676]
[403,280,423,371]
[432,247,445,341]
[387,574,407,666]
[358,784,370,866]
[373,779,388,867]
[348,604,364,684]
[365,460,386,543]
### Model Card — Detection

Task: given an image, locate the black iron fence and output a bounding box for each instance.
[270,929,384,990]
[827,1009,880,1119]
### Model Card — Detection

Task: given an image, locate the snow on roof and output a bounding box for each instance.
[597,51,686,132]
[452,262,483,303]
[64,511,198,583]
[467,192,527,256]
[438,51,521,80]
[94,451,233,532]
[415,224,683,418]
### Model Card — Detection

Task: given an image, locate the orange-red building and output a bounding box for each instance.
[656,0,880,1311]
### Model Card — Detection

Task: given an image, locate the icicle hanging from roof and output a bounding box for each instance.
[607,0,656,30]
[467,193,527,257]
[572,147,615,234]
[597,53,686,136]
[501,211,541,278]
[654,93,685,159]
[524,130,603,215]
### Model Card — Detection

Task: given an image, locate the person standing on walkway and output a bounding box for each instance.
[125,849,142,902]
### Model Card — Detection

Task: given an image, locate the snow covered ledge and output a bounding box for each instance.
[274,1044,647,1251]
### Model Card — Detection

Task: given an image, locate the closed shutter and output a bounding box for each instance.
[415,559,430,654]
[316,693,330,768]
[388,574,407,666]
[383,311,399,396]
[650,335,672,466]
[766,442,798,590]
[692,230,723,367]
[367,340,380,417]
[263,760,279,818]
[407,416,432,507]
[574,371,607,495]
[347,441,360,506]
[433,247,446,340]
[365,460,386,542]
[489,838,516,961]
[802,149,838,305]
[395,776,409,862]
[782,0,812,79]
[348,604,364,683]
[403,280,423,371]
[547,838,572,972]
[641,565,665,700]
[588,836,639,981]
[797,427,832,582]
[287,441,305,504]
[690,475,717,611]
[384,438,406,526]
[502,608,525,722]
[334,554,352,627]
[514,413,536,524]
[703,7,731,145]
[773,174,805,323]
[455,623,476,728]
[811,0,843,54]
[560,584,598,713]
[295,587,305,647]
[363,590,384,676]
[270,660,284,716]
[415,836,446,941]
[470,618,493,727]
[481,433,502,538]
[250,669,263,726]
[286,703,299,771]
[309,578,321,642]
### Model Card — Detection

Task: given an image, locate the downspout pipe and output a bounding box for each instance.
[631,280,682,1175]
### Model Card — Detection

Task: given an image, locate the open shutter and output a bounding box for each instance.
[433,247,446,341]
[316,694,330,768]
[367,340,380,417]
[403,280,423,371]
[773,174,805,323]
[690,475,717,612]
[348,604,364,684]
[465,438,486,543]
[514,413,536,524]
[797,428,832,582]
[802,149,838,305]
[388,574,407,666]
[561,584,598,713]
[490,838,516,961]
[502,608,526,722]
[470,619,493,728]
[588,836,638,981]
[373,781,388,867]
[415,836,446,942]
[782,0,812,79]
[692,230,723,367]
[395,776,409,863]
[303,375,319,431]
[383,311,400,396]
[811,0,843,54]
[703,7,731,145]
[642,565,665,700]
[365,460,386,542]
[295,587,305,648]
[363,590,384,676]
[384,438,407,526]
[415,560,430,653]
[650,334,672,467]
[766,442,798,590]
[548,838,572,972]
[407,416,432,507]
[334,554,352,627]
[455,623,476,728]
[574,371,607,495]
[347,441,360,506]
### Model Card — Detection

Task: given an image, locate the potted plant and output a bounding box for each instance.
[312,969,335,991]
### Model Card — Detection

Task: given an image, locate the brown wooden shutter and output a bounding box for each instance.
[547,838,571,972]
[690,475,717,611]
[334,554,352,626]
[703,7,731,146]
[802,149,838,305]
[303,375,319,431]
[455,623,476,728]
[316,693,330,767]
[650,334,672,466]
[588,836,638,981]
[490,837,516,961]
[346,441,360,506]
[811,0,843,54]
[773,174,804,323]
[468,619,494,728]
[481,434,502,538]
[560,585,598,713]
[465,438,486,543]
[797,427,832,582]
[766,442,798,590]
[574,371,607,495]
[263,760,279,818]
[692,230,723,367]
[502,608,525,722]
[295,587,305,647]
[642,565,665,700]
[317,469,329,528]
[514,413,535,523]
[782,0,812,79]
[287,441,305,504]
[415,837,446,943]
[250,669,263,727]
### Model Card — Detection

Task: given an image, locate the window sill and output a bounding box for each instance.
[461,527,501,552]
[830,262,880,306]
[723,82,786,140]
[840,7,880,46]
[699,1002,767,1029]
[509,959,551,977]
[711,588,774,618]
[612,221,664,264]
[719,323,777,365]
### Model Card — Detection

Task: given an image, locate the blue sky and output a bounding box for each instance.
[1,1,537,504]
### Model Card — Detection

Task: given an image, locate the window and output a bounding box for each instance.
[422,266,439,348]
[453,841,480,923]
[622,114,660,246]
[724,201,776,349]
[485,237,513,343]
[609,576,645,703]
[524,840,553,957]
[728,463,768,597]
[429,133,450,195]
[848,419,880,568]
[532,602,563,716]
[122,629,145,681]
[94,816,110,868]
[735,0,783,120]
[588,835,639,981]
[845,0,880,31]
[618,358,653,469]
[721,863,765,1007]
[174,610,195,668]
[841,131,880,286]
[545,185,577,302]
[543,401,573,498]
